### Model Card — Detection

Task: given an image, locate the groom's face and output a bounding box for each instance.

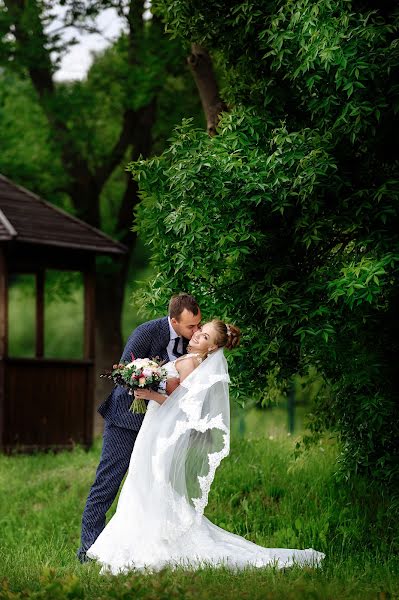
[171,308,202,340]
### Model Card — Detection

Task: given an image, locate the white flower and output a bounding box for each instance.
[126,358,158,369]
[134,358,146,366]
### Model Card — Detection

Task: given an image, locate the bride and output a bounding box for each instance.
[87,320,325,573]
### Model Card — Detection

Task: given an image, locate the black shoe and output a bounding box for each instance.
[77,549,93,564]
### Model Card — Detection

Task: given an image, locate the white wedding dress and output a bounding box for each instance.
[87,350,325,574]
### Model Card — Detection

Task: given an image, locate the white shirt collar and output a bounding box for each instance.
[168,316,179,339]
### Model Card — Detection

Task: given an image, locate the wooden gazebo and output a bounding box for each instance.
[0,175,127,452]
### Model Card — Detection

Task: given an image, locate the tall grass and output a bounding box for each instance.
[0,432,397,599]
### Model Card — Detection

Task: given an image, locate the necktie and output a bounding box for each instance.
[172,336,183,358]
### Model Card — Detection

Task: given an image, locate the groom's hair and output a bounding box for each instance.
[169,293,200,319]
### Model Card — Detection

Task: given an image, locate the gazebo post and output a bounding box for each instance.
[35,270,45,358]
[83,264,95,447]
[0,249,7,357]
[0,248,7,448]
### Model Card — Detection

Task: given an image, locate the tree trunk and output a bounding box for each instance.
[69,173,101,227]
[94,252,131,425]
[187,44,228,136]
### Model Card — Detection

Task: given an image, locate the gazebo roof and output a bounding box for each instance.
[0,174,127,255]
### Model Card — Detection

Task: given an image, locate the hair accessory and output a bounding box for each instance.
[226,324,232,337]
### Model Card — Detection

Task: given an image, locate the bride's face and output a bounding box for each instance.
[188,323,218,354]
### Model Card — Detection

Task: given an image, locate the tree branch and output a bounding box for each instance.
[94,0,145,188]
[187,43,228,136]
[94,108,138,189]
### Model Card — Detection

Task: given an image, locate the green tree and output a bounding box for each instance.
[129,0,399,485]
[0,0,203,394]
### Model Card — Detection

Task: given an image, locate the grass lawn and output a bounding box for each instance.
[0,431,398,599]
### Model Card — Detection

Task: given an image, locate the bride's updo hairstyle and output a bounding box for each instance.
[211,319,241,350]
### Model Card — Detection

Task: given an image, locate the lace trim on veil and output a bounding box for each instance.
[152,356,230,541]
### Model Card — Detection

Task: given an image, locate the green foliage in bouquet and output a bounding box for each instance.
[128,0,399,486]
[102,359,166,414]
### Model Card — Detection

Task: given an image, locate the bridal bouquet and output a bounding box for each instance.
[101,356,167,414]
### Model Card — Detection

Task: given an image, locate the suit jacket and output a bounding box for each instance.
[98,316,188,430]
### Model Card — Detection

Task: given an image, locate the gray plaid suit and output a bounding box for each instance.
[78,316,188,558]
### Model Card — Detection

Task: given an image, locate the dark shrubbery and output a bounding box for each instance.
[129,0,399,486]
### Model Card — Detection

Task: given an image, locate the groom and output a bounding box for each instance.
[77,293,202,562]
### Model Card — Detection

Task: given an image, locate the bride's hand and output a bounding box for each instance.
[134,389,153,401]
[134,388,167,405]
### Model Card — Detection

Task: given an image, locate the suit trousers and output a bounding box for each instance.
[79,421,138,555]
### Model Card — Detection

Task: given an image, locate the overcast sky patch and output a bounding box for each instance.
[53,3,152,82]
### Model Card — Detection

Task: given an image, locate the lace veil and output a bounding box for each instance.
[149,348,230,540]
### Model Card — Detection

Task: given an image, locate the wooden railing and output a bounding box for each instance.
[2,357,94,452]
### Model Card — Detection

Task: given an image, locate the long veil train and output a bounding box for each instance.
[87,349,325,573]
